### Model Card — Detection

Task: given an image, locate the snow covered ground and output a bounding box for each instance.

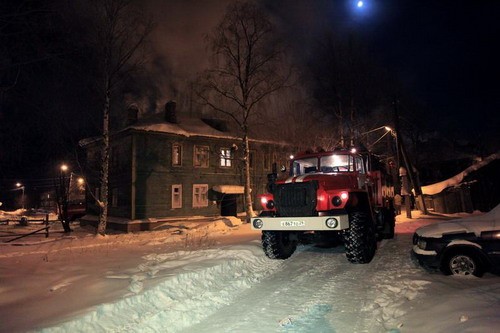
[1,210,499,333]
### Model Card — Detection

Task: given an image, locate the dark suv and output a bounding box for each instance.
[413,204,500,277]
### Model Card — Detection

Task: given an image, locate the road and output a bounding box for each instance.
[181,234,423,333]
[5,216,499,333]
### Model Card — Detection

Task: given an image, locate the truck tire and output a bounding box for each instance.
[342,211,377,264]
[262,231,297,259]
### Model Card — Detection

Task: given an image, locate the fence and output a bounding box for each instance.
[0,214,51,243]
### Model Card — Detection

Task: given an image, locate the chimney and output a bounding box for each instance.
[165,100,177,123]
[126,105,139,126]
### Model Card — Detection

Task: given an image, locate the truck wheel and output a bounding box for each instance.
[342,211,377,264]
[262,231,297,259]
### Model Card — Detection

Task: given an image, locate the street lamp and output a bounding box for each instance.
[360,126,394,150]
[16,182,25,209]
[361,125,392,136]
[57,163,71,233]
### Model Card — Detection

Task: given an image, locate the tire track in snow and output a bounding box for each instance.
[181,238,432,333]
[270,238,431,333]
[180,245,347,333]
[353,237,432,332]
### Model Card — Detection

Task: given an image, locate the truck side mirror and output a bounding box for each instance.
[266,172,278,193]
[267,172,277,183]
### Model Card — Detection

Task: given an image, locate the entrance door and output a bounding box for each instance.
[221,194,237,216]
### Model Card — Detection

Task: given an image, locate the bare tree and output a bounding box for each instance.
[197,1,288,221]
[89,0,153,235]
[309,32,392,148]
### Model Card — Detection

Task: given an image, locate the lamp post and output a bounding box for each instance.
[58,164,71,233]
[16,182,25,209]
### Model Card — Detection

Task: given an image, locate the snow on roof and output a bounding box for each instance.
[127,113,239,140]
[79,111,291,148]
[421,152,499,195]
[212,185,245,194]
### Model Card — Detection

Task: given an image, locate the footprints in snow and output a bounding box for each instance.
[370,279,431,329]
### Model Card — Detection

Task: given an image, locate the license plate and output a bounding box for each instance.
[280,220,306,227]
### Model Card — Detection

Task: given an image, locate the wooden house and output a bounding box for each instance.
[80,101,292,231]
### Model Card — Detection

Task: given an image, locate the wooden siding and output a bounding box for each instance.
[84,129,291,223]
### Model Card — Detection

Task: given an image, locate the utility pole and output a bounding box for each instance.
[393,99,428,216]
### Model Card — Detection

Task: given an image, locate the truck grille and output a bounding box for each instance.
[274,181,318,217]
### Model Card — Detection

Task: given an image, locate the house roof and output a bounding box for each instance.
[80,110,290,147]
[127,112,239,140]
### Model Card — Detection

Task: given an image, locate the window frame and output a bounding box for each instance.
[220,147,232,167]
[171,184,182,209]
[193,145,210,168]
[192,184,209,208]
[172,143,183,167]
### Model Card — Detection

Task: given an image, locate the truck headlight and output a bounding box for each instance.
[417,239,427,250]
[325,217,338,229]
[253,219,263,229]
[332,196,342,207]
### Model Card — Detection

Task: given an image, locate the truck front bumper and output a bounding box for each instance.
[251,215,349,231]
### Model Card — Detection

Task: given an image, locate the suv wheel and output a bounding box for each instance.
[441,250,485,277]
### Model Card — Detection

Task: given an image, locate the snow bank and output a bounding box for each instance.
[39,245,282,333]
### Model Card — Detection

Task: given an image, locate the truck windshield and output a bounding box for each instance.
[292,157,318,176]
[291,154,362,176]
[320,154,353,172]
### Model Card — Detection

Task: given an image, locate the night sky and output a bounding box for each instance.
[265,0,499,133]
[1,0,499,200]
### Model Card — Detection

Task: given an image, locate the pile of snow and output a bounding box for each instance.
[40,246,283,333]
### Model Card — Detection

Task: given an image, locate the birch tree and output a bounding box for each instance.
[90,0,152,235]
[198,1,288,221]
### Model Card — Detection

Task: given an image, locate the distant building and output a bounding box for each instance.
[80,101,292,231]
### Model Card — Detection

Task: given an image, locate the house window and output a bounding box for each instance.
[193,184,208,208]
[264,153,270,170]
[220,148,232,167]
[194,145,210,168]
[249,151,255,168]
[172,184,182,209]
[111,188,118,207]
[172,143,182,166]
